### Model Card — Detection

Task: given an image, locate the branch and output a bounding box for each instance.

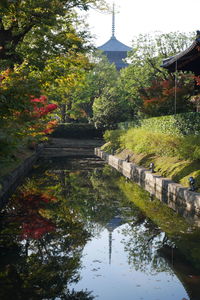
[0,22,34,61]
[147,58,168,80]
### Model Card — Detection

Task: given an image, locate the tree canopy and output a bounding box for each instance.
[117,31,196,118]
[0,0,107,68]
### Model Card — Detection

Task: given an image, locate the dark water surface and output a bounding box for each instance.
[1,157,200,300]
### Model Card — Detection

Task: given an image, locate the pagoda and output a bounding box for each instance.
[98,4,131,70]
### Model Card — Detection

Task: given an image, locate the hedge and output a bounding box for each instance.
[118,112,200,136]
[50,123,103,139]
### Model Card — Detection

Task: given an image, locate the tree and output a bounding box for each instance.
[0,0,107,68]
[0,64,59,165]
[75,52,119,122]
[92,88,131,129]
[118,31,196,118]
[0,0,108,165]
[39,51,91,122]
[141,73,195,116]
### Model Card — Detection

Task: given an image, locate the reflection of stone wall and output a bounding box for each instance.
[95,148,200,226]
[0,145,44,208]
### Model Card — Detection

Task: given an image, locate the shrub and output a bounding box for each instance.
[141,112,200,136]
[118,112,200,136]
[102,129,124,153]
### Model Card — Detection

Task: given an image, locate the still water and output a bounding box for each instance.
[1,157,200,300]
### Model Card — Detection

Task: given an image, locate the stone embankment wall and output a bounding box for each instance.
[0,139,104,208]
[95,148,200,225]
[0,145,43,208]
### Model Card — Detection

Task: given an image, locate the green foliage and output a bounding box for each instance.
[118,31,195,118]
[0,0,108,166]
[0,65,40,117]
[77,52,119,122]
[0,65,40,159]
[141,112,200,136]
[119,112,200,136]
[89,53,133,129]
[39,52,91,122]
[104,117,200,189]
[129,31,195,62]
[104,112,200,189]
[120,127,200,161]
[93,94,129,129]
[102,129,124,153]
[120,128,183,157]
[0,0,107,68]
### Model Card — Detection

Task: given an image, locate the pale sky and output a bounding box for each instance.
[83,0,200,47]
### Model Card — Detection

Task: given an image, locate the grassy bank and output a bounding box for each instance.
[101,114,200,191]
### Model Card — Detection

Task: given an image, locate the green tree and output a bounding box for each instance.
[92,89,130,129]
[118,31,195,118]
[39,51,91,122]
[0,0,107,68]
[75,52,119,122]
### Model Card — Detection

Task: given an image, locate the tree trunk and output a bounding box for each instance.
[60,104,66,123]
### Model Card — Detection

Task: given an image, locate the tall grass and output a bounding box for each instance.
[103,117,200,189]
[120,128,200,161]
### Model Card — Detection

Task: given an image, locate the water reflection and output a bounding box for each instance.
[1,157,200,299]
[0,159,95,299]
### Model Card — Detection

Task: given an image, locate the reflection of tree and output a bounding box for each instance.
[48,165,127,232]
[0,176,94,299]
[118,176,200,276]
[41,163,173,276]
[121,219,173,275]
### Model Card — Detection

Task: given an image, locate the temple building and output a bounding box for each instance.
[161,31,200,75]
[98,5,132,71]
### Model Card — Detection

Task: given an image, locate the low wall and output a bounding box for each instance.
[0,145,43,208]
[95,148,200,225]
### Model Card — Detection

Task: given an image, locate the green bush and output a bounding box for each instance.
[104,117,200,188]
[118,112,200,136]
[102,129,124,153]
[141,112,200,136]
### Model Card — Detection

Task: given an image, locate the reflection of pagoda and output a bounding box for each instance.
[98,4,131,70]
[105,216,123,264]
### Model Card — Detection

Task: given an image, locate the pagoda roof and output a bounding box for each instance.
[161,32,200,75]
[98,36,132,52]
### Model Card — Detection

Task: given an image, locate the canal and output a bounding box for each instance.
[1,156,200,300]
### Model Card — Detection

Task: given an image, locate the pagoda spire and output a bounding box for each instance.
[112,3,115,38]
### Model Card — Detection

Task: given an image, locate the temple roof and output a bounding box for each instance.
[161,32,200,75]
[98,36,132,52]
